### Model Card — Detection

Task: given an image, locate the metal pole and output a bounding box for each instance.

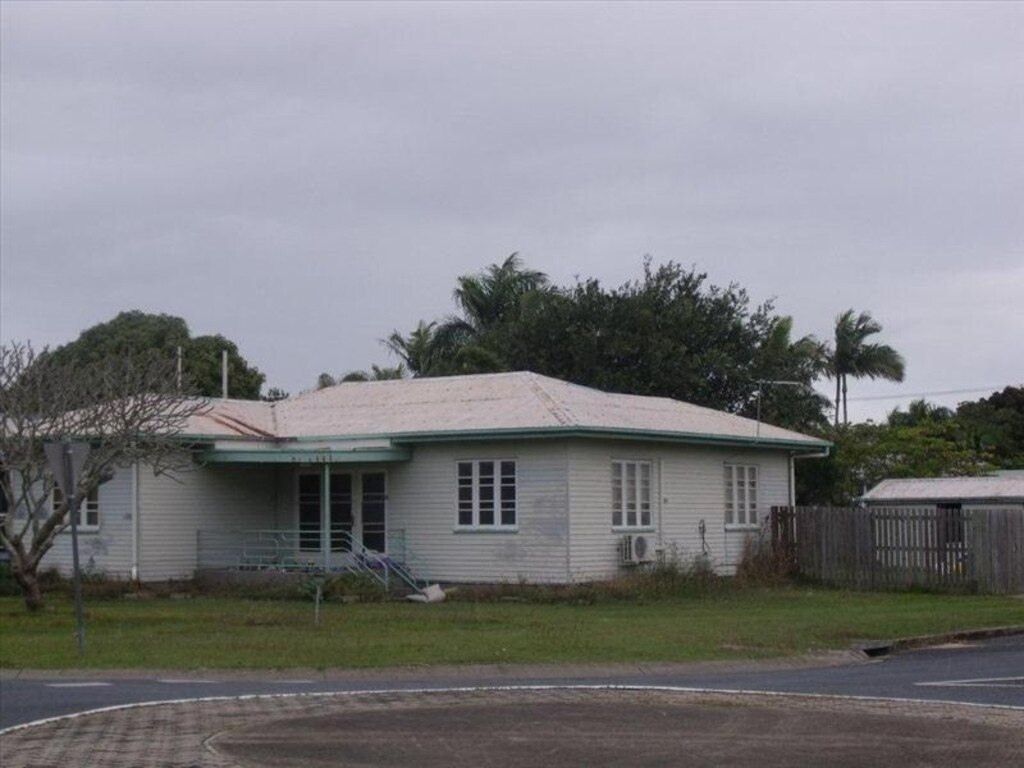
[221,350,229,399]
[63,445,86,656]
[755,383,763,443]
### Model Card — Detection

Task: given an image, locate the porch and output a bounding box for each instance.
[194,443,426,591]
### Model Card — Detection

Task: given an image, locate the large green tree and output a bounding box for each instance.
[386,258,830,426]
[39,311,267,399]
[956,386,1024,468]
[828,309,905,426]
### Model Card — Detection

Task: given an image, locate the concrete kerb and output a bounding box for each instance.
[854,624,1024,657]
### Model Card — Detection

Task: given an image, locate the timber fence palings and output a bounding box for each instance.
[770,506,1024,595]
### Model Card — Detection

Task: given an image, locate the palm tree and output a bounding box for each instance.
[383,321,438,377]
[829,309,905,426]
[750,316,830,430]
[887,399,954,428]
[432,254,549,372]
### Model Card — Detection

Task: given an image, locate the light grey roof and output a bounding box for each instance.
[184,371,827,448]
[862,476,1024,503]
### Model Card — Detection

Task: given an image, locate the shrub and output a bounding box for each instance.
[734,531,794,587]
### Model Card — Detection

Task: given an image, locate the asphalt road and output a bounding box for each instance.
[2,634,1021,732]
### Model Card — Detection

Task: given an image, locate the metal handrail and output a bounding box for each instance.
[198,528,427,593]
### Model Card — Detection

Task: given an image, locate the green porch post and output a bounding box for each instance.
[320,463,330,568]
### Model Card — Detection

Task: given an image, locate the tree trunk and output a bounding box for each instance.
[842,375,849,425]
[834,376,841,427]
[12,561,45,612]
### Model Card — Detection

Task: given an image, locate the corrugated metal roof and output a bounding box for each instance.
[862,476,1024,502]
[184,371,827,447]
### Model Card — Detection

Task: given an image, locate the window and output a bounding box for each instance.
[52,485,100,531]
[457,460,516,529]
[612,461,652,529]
[724,464,758,527]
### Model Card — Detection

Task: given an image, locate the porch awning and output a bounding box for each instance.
[200,447,411,464]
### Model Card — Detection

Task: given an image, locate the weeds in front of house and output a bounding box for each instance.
[449,553,728,605]
[734,530,794,587]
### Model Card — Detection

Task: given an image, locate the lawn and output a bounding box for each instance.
[2,587,1023,670]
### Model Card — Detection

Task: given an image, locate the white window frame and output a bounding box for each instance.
[612,460,653,531]
[724,463,758,529]
[455,459,517,531]
[53,485,100,533]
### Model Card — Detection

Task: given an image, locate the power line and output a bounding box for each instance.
[843,385,1012,403]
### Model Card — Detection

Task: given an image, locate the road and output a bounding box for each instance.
[2,634,1022,731]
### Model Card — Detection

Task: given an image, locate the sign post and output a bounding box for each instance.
[44,441,91,657]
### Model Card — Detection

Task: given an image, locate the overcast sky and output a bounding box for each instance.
[2,1,1021,422]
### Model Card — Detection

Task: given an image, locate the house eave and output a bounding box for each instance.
[199,447,412,464]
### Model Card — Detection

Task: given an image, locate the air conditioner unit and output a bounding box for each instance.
[620,534,654,565]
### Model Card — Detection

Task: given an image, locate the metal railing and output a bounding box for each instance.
[196,527,427,593]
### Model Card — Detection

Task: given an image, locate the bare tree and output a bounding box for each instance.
[0,342,209,611]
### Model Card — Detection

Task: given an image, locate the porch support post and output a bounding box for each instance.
[320,464,331,569]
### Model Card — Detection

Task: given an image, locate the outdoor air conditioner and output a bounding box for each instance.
[620,534,654,565]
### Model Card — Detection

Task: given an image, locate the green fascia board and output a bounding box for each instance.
[287,426,832,452]
[201,448,412,464]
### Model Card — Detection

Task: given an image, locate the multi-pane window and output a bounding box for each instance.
[724,464,758,526]
[457,460,517,529]
[612,461,652,529]
[52,485,100,531]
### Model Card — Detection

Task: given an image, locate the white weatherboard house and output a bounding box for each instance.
[41,372,829,585]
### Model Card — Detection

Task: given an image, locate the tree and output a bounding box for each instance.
[39,311,266,400]
[322,365,406,386]
[185,335,265,399]
[956,386,1024,468]
[0,342,208,611]
[746,316,830,432]
[828,309,905,426]
[262,387,289,402]
[431,253,550,373]
[383,321,439,376]
[887,399,954,428]
[796,421,993,505]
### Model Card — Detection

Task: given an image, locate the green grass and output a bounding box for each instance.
[2,587,1022,669]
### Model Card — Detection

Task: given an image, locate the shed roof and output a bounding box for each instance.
[861,474,1024,503]
[184,371,828,449]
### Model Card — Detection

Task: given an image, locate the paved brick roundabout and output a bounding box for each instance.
[2,688,1022,767]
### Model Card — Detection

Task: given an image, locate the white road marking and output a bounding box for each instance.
[156,679,218,685]
[276,680,315,684]
[43,682,112,688]
[916,676,1024,688]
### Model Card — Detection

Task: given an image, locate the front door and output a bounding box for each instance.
[297,470,386,554]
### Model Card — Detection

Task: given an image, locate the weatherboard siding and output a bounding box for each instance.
[138,464,279,580]
[387,440,570,583]
[567,440,791,580]
[39,465,134,578]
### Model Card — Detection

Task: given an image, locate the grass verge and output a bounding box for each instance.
[2,587,1022,670]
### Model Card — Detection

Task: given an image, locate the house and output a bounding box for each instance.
[39,372,830,584]
[860,472,1024,513]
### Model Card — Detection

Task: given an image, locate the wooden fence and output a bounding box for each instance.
[770,505,1024,594]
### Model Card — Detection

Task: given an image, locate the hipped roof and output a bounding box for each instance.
[184,371,828,449]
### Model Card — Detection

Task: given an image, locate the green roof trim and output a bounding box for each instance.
[201,447,412,464]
